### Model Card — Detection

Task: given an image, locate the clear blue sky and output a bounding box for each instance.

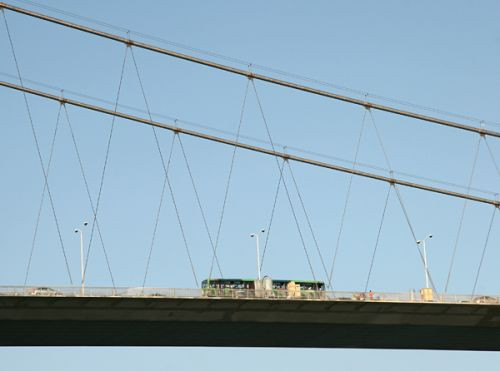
[0,0,499,369]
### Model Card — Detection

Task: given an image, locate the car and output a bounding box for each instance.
[473,295,498,304]
[27,287,62,296]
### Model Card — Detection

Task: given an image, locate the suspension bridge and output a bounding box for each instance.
[0,2,499,350]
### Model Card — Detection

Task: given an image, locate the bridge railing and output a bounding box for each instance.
[0,286,498,305]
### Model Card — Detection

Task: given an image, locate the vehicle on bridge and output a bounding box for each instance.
[201,278,325,299]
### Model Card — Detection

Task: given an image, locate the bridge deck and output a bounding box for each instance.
[1,295,500,350]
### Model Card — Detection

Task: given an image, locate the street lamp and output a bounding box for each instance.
[416,234,433,289]
[250,229,265,280]
[74,221,88,295]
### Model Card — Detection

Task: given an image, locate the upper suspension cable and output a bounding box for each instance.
[1,2,499,138]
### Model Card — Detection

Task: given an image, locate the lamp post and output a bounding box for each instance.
[250,229,265,280]
[417,234,433,289]
[74,221,88,295]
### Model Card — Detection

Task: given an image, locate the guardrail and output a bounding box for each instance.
[0,286,498,305]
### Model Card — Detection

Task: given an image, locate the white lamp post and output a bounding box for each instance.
[74,221,88,295]
[417,234,433,289]
[250,229,265,280]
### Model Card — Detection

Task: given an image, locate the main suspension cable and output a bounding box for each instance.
[3,81,499,207]
[23,104,62,287]
[444,135,482,292]
[2,70,497,198]
[2,9,73,284]
[130,46,198,286]
[2,2,499,138]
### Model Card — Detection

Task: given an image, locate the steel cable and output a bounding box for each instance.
[130,47,198,286]
[363,184,391,293]
[484,137,500,178]
[63,105,116,288]
[368,109,438,293]
[444,136,482,292]
[23,104,62,287]
[471,207,497,297]
[260,157,285,270]
[251,79,318,285]
[177,133,223,277]
[6,1,500,133]
[208,79,250,281]
[2,72,498,197]
[329,109,367,286]
[83,45,128,279]
[286,160,330,286]
[2,9,73,284]
[142,133,176,288]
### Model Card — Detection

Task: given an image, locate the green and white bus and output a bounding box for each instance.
[201,278,325,299]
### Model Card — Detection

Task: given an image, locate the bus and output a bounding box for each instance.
[201,278,325,299]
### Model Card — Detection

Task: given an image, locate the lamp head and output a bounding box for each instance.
[250,233,256,238]
[83,221,88,227]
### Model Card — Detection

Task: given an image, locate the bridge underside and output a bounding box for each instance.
[1,296,500,350]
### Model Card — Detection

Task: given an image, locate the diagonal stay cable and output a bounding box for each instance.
[368,108,438,293]
[84,45,128,278]
[260,157,285,271]
[2,9,73,284]
[329,109,367,286]
[63,105,116,288]
[208,79,250,281]
[484,136,500,178]
[471,207,497,297]
[393,185,438,293]
[251,79,318,284]
[142,133,176,288]
[23,104,62,287]
[130,46,198,286]
[286,160,330,286]
[363,184,391,293]
[177,133,223,277]
[444,135,482,292]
